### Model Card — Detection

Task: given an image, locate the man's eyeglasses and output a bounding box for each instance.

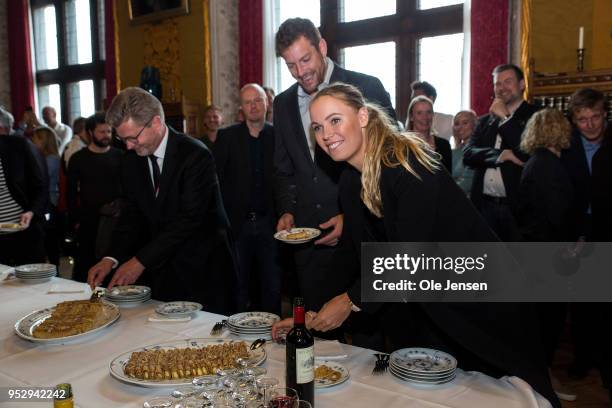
[114,117,153,144]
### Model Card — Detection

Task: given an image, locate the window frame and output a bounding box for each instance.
[30,0,105,125]
[318,0,463,122]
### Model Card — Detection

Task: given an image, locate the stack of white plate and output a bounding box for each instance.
[227,311,280,340]
[104,285,151,306]
[15,263,56,283]
[389,347,457,385]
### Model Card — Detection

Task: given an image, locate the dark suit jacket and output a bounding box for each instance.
[590,124,612,241]
[434,135,452,172]
[336,161,558,407]
[517,149,574,241]
[463,101,539,214]
[109,128,238,314]
[214,122,275,235]
[273,62,397,310]
[0,135,47,218]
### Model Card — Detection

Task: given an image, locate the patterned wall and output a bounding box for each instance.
[0,0,11,111]
[210,0,240,124]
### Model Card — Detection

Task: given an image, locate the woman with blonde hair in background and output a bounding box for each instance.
[272,83,559,407]
[517,108,576,402]
[31,126,61,267]
[405,95,452,171]
[451,110,477,195]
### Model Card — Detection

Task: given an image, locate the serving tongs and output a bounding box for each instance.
[90,288,105,301]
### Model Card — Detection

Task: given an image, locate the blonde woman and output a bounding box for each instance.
[405,95,452,171]
[518,108,573,242]
[32,126,60,207]
[272,83,558,407]
[32,126,61,266]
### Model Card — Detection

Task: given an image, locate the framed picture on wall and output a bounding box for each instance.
[128,0,190,25]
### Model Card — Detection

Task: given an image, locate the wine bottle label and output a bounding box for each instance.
[296,345,314,384]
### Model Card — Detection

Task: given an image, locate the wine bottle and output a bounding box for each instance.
[286,297,315,406]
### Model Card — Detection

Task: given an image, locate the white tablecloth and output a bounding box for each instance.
[0,275,552,408]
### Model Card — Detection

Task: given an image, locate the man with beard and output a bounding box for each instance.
[67,112,122,282]
[463,64,538,241]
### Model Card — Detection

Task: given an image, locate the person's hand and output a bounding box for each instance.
[87,258,115,290]
[498,149,525,166]
[489,98,510,120]
[107,257,145,289]
[19,211,33,229]
[310,293,352,332]
[271,312,317,340]
[276,213,295,232]
[271,317,293,341]
[315,214,343,246]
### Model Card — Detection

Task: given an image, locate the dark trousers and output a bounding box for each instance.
[0,219,46,265]
[478,196,522,241]
[235,213,282,315]
[537,303,567,367]
[72,216,99,283]
[43,207,62,268]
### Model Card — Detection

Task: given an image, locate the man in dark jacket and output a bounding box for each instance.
[214,84,281,314]
[87,88,238,315]
[0,106,48,264]
[464,64,538,241]
[273,18,397,314]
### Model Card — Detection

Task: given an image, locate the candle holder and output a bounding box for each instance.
[577,48,585,72]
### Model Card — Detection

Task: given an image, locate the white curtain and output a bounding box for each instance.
[462,0,472,110]
[262,0,277,91]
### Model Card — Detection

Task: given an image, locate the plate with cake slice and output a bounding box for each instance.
[274,228,321,244]
[14,299,120,344]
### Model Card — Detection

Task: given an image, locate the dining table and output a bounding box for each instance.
[0,270,552,408]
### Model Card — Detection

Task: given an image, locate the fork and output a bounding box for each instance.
[210,319,227,336]
[372,354,384,375]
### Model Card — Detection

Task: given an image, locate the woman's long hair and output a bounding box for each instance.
[312,83,439,217]
[32,126,59,157]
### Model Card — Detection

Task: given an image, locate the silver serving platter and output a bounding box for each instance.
[109,338,267,388]
[14,301,120,344]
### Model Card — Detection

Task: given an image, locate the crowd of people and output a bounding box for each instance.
[1,17,611,407]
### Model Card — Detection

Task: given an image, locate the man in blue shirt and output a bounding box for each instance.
[561,88,611,392]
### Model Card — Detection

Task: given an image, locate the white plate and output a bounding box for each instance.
[274,228,321,244]
[15,263,56,273]
[390,366,456,385]
[105,285,151,298]
[315,361,350,388]
[227,312,280,329]
[390,348,457,374]
[156,301,202,316]
[14,301,120,344]
[0,223,26,233]
[109,338,267,388]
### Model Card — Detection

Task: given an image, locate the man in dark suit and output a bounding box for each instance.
[463,64,538,241]
[214,84,281,315]
[0,106,48,265]
[561,88,612,388]
[87,87,237,315]
[273,18,396,314]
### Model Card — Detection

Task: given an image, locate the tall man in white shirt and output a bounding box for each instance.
[463,64,538,241]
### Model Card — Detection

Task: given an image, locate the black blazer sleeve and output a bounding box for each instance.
[463,115,501,169]
[272,96,298,216]
[435,137,452,172]
[212,127,231,186]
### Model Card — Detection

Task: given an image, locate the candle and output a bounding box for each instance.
[578,26,584,49]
